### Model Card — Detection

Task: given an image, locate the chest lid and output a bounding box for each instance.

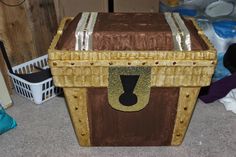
[55,12,208,51]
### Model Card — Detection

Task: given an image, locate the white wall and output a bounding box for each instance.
[114,0,159,12]
[0,70,12,109]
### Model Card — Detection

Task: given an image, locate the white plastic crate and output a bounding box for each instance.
[9,55,62,104]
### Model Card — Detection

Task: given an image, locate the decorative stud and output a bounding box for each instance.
[176,133,181,137]
[53,62,57,66]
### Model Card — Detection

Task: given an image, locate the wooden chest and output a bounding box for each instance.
[48,12,216,146]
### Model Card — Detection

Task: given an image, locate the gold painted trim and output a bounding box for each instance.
[171,87,200,145]
[49,66,215,87]
[64,88,90,146]
[50,60,215,67]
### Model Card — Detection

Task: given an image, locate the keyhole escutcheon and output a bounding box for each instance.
[119,75,140,106]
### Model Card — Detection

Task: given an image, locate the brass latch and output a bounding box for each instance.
[108,67,151,112]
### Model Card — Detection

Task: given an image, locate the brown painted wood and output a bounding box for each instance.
[87,87,179,146]
[184,19,208,50]
[56,13,208,51]
[92,13,174,51]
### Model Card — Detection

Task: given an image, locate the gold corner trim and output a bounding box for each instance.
[171,87,200,145]
[191,19,216,52]
[64,88,91,146]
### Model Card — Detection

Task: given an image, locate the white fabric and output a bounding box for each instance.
[219,89,236,114]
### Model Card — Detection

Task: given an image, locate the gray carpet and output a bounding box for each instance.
[0,92,236,157]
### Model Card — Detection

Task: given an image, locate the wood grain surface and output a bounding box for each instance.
[0,0,57,91]
[87,87,179,146]
[0,0,57,66]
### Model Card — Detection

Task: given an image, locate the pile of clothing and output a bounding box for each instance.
[0,101,17,135]
[200,44,236,114]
